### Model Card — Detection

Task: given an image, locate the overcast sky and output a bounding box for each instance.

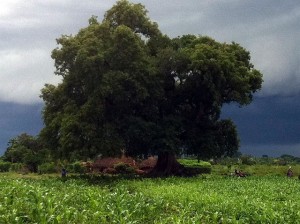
[0,0,299,156]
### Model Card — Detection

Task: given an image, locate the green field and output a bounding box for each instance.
[0,173,300,223]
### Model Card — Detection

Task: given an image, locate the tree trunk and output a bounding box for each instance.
[150,151,185,177]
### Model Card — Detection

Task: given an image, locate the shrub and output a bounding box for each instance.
[67,162,85,174]
[9,163,24,172]
[0,161,11,172]
[273,159,287,166]
[103,167,117,174]
[38,162,57,174]
[93,156,137,172]
[240,155,256,165]
[114,162,136,174]
[179,159,212,174]
[138,156,157,172]
[179,159,211,167]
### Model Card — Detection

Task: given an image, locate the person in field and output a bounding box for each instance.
[61,168,67,178]
[234,169,246,177]
[287,166,293,177]
[234,169,239,176]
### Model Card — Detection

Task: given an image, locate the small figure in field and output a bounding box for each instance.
[61,168,67,178]
[287,166,293,177]
[234,169,239,176]
[235,169,246,177]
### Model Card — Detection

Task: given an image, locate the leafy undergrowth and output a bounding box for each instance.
[0,174,300,223]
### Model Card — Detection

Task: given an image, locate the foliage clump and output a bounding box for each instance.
[114,162,136,174]
[0,162,10,172]
[1,0,263,176]
[39,0,262,169]
[38,162,57,174]
[178,159,212,174]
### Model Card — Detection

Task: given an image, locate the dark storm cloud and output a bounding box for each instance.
[222,94,300,156]
[0,0,299,156]
[0,102,43,154]
[139,0,299,39]
[143,0,300,97]
[1,0,299,102]
[241,144,300,157]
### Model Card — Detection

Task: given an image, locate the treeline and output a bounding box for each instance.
[0,132,299,175]
[0,133,86,174]
[211,154,300,166]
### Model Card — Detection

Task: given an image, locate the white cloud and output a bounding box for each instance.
[250,35,300,96]
[0,0,111,104]
[0,0,20,17]
[0,48,61,104]
[0,0,299,104]
[149,0,300,97]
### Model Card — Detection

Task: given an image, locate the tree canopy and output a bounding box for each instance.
[3,133,50,172]
[40,0,263,173]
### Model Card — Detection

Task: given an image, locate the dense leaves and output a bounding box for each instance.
[3,133,51,172]
[40,0,263,164]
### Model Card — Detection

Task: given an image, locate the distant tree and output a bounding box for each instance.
[279,154,300,164]
[280,154,295,160]
[3,133,51,172]
[240,154,256,165]
[40,0,263,176]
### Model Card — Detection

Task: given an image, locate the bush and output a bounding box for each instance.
[9,163,24,172]
[38,162,57,174]
[0,161,11,172]
[273,159,287,166]
[240,155,256,165]
[179,159,211,168]
[67,162,85,174]
[114,162,136,174]
[179,159,212,174]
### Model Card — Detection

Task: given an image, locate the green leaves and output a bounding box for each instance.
[40,0,263,162]
[107,25,146,71]
[3,134,50,172]
[103,0,160,38]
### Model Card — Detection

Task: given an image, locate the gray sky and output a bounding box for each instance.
[0,0,300,156]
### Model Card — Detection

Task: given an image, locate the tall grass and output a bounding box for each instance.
[0,174,300,223]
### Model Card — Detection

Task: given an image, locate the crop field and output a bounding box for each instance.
[0,174,300,223]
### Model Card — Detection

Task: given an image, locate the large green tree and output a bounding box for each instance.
[40,0,262,175]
